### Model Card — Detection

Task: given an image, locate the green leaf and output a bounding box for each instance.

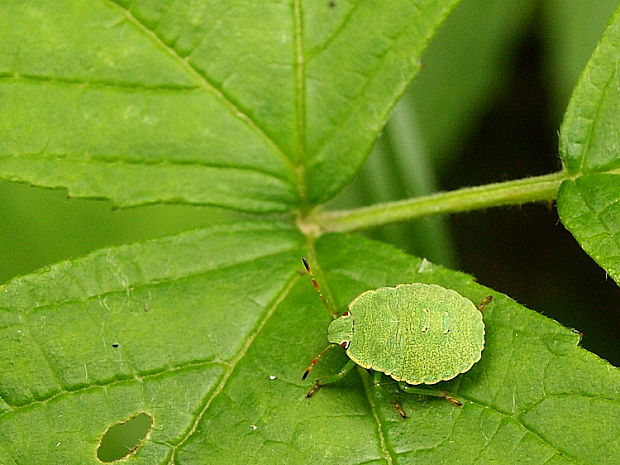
[0,222,305,463]
[557,5,620,282]
[558,174,620,283]
[0,227,617,464]
[0,0,458,211]
[559,5,620,175]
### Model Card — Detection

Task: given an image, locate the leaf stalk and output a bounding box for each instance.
[316,171,567,234]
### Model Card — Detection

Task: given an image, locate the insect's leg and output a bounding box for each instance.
[302,343,338,380]
[478,295,493,311]
[398,382,462,407]
[306,359,356,398]
[370,372,407,418]
[393,398,407,419]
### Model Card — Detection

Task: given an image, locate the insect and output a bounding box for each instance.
[301,257,491,414]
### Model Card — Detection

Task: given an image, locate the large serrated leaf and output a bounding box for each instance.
[557,5,620,283]
[0,226,617,464]
[0,0,458,211]
[0,222,305,463]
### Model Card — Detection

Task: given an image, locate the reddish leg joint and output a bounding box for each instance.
[393,399,407,419]
[302,358,319,380]
[478,296,493,311]
[441,391,463,407]
[302,344,338,380]
[306,381,322,398]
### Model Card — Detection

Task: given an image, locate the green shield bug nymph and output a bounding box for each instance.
[301,258,491,415]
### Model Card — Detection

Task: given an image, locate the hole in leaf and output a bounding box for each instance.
[97,412,153,462]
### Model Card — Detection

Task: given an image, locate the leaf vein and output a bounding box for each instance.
[460,394,581,464]
[305,1,361,61]
[577,65,617,173]
[103,0,294,173]
[22,247,299,316]
[1,153,292,184]
[166,271,300,464]
[0,73,199,92]
[575,181,620,249]
[470,414,504,464]
[360,370,395,465]
[294,0,307,202]
[307,28,409,167]
[0,359,225,414]
[22,325,67,395]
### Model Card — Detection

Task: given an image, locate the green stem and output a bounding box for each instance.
[317,171,567,234]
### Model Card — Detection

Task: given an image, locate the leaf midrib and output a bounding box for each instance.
[360,369,396,465]
[576,64,617,174]
[293,0,308,204]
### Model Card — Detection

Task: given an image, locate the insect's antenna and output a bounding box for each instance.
[301,257,333,316]
[302,343,338,380]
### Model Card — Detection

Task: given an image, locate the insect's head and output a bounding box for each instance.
[327,312,353,348]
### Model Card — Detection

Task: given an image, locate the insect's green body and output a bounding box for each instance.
[327,283,484,385]
[301,257,490,409]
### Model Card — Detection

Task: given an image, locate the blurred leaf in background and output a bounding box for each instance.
[0,181,242,283]
[544,0,620,119]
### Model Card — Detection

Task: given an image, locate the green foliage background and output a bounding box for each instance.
[0,0,618,464]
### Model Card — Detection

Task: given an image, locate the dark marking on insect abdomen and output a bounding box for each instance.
[415,307,451,335]
[441,310,451,334]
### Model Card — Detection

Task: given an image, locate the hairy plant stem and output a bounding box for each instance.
[315,171,567,234]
